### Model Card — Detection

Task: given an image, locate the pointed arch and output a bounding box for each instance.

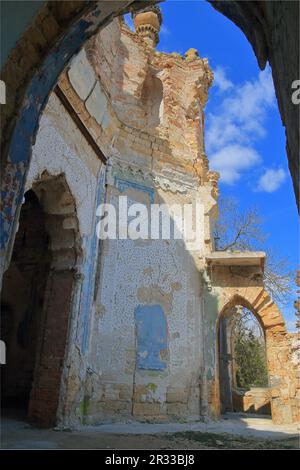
[216,288,296,425]
[1,172,83,427]
[218,288,286,334]
[27,173,83,426]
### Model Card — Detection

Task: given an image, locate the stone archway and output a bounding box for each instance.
[218,304,270,416]
[28,173,82,427]
[216,289,296,424]
[1,1,299,282]
[0,1,154,279]
[1,172,82,427]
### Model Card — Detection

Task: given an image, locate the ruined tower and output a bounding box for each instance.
[65,6,220,422]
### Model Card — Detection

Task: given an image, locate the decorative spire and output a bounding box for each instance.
[185,48,199,61]
[132,5,162,48]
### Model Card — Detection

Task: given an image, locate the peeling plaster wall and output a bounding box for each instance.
[35,16,221,425]
[29,93,101,238]
[88,180,206,422]
[56,24,214,420]
[0,1,139,274]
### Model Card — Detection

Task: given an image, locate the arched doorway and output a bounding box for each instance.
[1,173,81,427]
[1,190,52,416]
[215,291,295,424]
[218,304,270,416]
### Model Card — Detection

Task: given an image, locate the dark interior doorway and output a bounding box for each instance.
[1,190,51,417]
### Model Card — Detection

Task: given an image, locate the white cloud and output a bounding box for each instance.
[210,145,261,184]
[160,24,171,37]
[257,168,286,192]
[213,66,233,93]
[206,67,276,184]
[284,319,297,333]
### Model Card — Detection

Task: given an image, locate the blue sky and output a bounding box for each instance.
[126,0,299,330]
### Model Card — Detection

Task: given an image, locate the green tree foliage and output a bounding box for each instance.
[234,315,269,390]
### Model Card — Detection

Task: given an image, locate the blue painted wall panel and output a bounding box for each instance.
[79,166,106,352]
[135,305,167,370]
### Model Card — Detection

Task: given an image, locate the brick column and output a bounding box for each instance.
[28,270,75,427]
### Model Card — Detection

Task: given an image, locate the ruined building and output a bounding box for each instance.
[1,7,299,428]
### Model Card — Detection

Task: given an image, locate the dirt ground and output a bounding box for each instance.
[1,412,299,450]
[1,427,298,450]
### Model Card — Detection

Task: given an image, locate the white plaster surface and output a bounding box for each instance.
[29,93,102,237]
[90,185,205,417]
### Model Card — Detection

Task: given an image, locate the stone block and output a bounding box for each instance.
[63,217,78,230]
[85,82,108,125]
[167,403,188,416]
[166,388,188,403]
[68,49,96,101]
[133,402,162,416]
